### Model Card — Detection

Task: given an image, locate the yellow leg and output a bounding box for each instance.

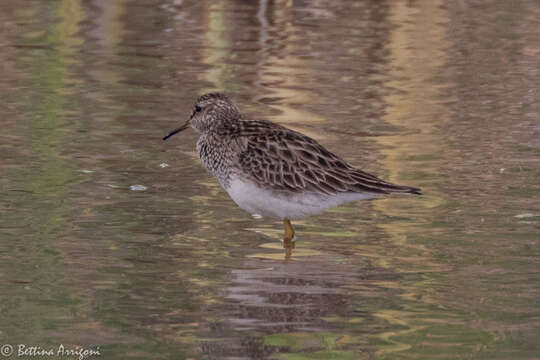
[283,218,295,240]
[283,218,296,251]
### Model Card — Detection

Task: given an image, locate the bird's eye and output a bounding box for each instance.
[195,105,202,112]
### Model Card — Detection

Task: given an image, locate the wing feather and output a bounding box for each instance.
[231,120,420,195]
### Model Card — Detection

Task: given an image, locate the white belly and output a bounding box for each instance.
[224,176,377,220]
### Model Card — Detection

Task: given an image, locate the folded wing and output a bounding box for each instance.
[225,120,421,196]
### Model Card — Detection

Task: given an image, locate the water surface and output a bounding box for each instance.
[1,0,539,359]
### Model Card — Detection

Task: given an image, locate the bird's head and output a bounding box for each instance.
[163,93,241,140]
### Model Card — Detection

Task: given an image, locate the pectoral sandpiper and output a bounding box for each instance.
[163,93,420,245]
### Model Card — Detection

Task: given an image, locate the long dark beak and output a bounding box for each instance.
[162,120,190,140]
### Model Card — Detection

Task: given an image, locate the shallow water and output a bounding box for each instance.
[1,0,539,359]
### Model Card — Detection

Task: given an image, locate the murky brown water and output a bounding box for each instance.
[1,0,539,359]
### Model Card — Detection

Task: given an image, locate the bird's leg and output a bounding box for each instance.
[283,218,295,240]
[283,218,296,250]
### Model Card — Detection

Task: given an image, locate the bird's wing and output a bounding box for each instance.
[224,120,418,195]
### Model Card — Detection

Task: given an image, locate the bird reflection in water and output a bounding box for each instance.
[283,237,295,261]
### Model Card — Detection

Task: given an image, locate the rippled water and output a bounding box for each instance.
[1,0,539,359]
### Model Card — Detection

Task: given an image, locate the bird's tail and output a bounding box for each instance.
[384,183,422,195]
[348,169,422,195]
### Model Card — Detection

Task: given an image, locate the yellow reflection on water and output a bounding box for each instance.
[377,0,452,187]
[370,0,453,357]
[375,0,451,267]
[203,0,326,137]
[256,0,326,140]
[201,0,254,94]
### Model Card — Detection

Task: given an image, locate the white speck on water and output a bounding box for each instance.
[499,168,505,173]
[515,213,535,219]
[159,163,169,168]
[130,185,148,191]
[81,169,94,174]
[251,213,263,219]
[107,184,121,188]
